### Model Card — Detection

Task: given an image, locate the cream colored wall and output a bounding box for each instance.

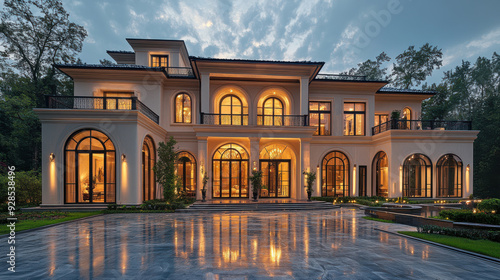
[375,98,422,120]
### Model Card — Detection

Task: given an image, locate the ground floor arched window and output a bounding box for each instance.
[142,136,156,201]
[437,154,463,197]
[65,129,116,203]
[259,144,292,198]
[322,151,350,197]
[372,151,389,197]
[212,143,248,198]
[403,154,432,198]
[175,151,197,197]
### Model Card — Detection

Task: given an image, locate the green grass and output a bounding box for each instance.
[0,212,101,235]
[398,231,500,259]
[362,216,394,223]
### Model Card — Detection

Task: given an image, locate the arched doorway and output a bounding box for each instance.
[259,144,292,198]
[437,154,463,197]
[258,97,284,126]
[142,136,156,201]
[175,151,197,197]
[64,129,116,203]
[372,151,389,197]
[212,143,249,198]
[322,151,350,197]
[403,154,432,198]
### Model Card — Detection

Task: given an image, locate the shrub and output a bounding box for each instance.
[107,204,118,210]
[478,198,500,213]
[0,171,41,206]
[141,200,169,210]
[438,209,500,225]
[418,225,500,243]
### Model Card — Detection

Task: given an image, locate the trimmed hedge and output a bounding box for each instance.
[478,198,500,213]
[418,225,500,243]
[438,209,500,225]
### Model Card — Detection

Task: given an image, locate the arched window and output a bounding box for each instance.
[437,154,463,198]
[175,152,197,197]
[258,97,284,126]
[322,151,350,197]
[402,107,412,129]
[372,151,389,197]
[212,143,248,198]
[259,144,292,198]
[219,95,247,125]
[142,136,156,201]
[175,93,192,123]
[403,154,432,198]
[65,129,116,203]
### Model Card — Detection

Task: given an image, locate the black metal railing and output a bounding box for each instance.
[44,95,159,124]
[200,113,249,125]
[372,119,472,135]
[257,115,309,126]
[164,67,195,78]
[315,74,367,81]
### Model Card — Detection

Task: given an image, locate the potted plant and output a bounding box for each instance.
[201,168,209,202]
[391,110,401,129]
[249,170,263,201]
[303,170,317,201]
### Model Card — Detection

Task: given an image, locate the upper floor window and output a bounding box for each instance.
[175,93,192,123]
[219,95,248,125]
[344,102,365,136]
[309,101,331,136]
[151,55,168,67]
[104,92,133,110]
[258,97,284,126]
[374,114,388,126]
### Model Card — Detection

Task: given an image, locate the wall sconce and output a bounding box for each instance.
[466,164,470,171]
[49,153,55,162]
[121,154,126,162]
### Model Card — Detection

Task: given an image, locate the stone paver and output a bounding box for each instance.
[1,209,499,279]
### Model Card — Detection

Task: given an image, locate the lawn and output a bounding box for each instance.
[0,211,101,235]
[362,216,394,223]
[399,231,500,259]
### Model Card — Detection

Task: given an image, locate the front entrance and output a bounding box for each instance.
[260,160,291,198]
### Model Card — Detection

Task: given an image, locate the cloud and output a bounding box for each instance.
[443,26,500,66]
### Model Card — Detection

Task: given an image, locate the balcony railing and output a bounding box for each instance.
[257,115,309,126]
[44,95,159,124]
[372,120,472,135]
[164,67,195,78]
[200,113,249,125]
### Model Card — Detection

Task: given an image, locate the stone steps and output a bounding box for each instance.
[177,201,339,212]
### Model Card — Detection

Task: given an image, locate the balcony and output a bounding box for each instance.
[257,115,309,126]
[163,67,195,78]
[372,120,472,135]
[200,113,249,125]
[44,95,159,124]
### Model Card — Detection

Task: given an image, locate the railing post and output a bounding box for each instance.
[132,97,137,110]
[200,112,204,124]
[430,120,435,130]
[46,96,50,108]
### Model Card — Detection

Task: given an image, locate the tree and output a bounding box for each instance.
[0,0,87,105]
[391,43,443,89]
[99,59,115,66]
[343,52,391,81]
[154,137,179,202]
[421,82,452,121]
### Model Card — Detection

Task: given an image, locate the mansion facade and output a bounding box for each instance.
[36,39,477,206]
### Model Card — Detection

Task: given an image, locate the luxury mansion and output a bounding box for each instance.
[35,38,477,206]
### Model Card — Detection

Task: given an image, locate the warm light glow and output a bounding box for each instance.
[466,164,470,194]
[253,161,257,171]
[50,160,56,191]
[352,165,357,196]
[49,153,55,162]
[230,89,233,93]
[121,154,126,162]
[121,161,128,198]
[399,165,403,194]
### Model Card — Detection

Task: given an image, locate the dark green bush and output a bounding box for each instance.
[418,225,500,242]
[438,209,500,225]
[141,200,169,210]
[0,171,41,206]
[478,198,500,213]
[107,204,118,210]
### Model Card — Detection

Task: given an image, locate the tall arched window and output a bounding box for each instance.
[219,95,248,125]
[142,136,156,201]
[175,93,192,123]
[437,154,463,198]
[65,129,116,203]
[322,151,350,197]
[372,151,389,197]
[403,154,432,198]
[258,97,284,126]
[212,143,248,198]
[175,151,197,197]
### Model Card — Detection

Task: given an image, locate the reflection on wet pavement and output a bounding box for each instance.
[2,209,500,279]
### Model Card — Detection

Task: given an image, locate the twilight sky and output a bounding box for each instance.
[63,0,500,86]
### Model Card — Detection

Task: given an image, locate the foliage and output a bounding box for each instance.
[0,211,100,234]
[477,198,500,213]
[140,199,186,210]
[391,43,443,89]
[154,137,179,202]
[390,110,400,120]
[0,170,41,205]
[201,167,209,191]
[342,52,391,81]
[303,170,316,193]
[416,225,500,243]
[249,170,263,196]
[438,209,500,225]
[107,204,118,210]
[362,216,394,223]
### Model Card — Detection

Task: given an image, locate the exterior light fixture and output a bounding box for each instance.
[466,164,470,171]
[49,153,55,162]
[121,154,126,162]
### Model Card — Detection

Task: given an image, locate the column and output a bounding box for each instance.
[197,137,208,200]
[333,97,344,136]
[299,77,309,115]
[299,138,311,200]
[249,137,260,200]
[200,73,210,123]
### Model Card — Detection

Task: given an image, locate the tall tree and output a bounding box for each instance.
[391,43,443,89]
[343,52,391,81]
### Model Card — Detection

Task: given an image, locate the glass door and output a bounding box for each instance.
[260,160,290,198]
[77,152,105,203]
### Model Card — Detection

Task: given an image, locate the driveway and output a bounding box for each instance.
[1,209,499,279]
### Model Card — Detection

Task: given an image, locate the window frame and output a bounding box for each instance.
[374,114,389,127]
[309,101,331,136]
[150,54,169,68]
[343,102,366,136]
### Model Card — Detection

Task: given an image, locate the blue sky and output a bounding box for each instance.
[63,0,500,86]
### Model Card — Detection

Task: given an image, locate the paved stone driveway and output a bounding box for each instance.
[1,209,500,279]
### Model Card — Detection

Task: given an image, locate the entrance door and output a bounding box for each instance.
[260,160,290,198]
[78,152,105,203]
